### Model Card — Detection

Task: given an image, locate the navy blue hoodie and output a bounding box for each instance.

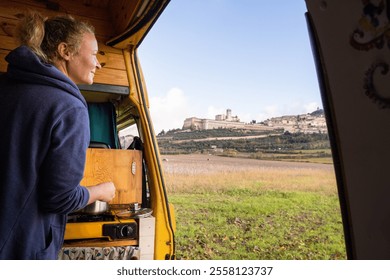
[0,46,90,259]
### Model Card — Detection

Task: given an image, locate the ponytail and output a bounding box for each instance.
[15,11,48,62]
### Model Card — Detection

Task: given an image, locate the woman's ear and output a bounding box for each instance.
[57,42,71,61]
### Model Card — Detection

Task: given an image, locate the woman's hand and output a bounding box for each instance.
[85,182,116,204]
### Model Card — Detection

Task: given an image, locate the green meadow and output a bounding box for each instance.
[162,154,346,260]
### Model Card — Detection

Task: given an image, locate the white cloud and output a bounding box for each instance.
[149,87,191,133]
[303,102,320,113]
[255,102,321,122]
[256,105,280,122]
[239,112,253,123]
[206,106,226,119]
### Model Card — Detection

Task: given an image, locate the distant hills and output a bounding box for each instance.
[159,108,328,136]
[156,109,330,157]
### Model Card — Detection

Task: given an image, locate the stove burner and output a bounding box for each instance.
[67,212,115,223]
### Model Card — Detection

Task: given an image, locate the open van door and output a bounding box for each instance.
[0,0,175,260]
[306,0,390,259]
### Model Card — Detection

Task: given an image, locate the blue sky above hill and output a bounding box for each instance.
[138,1,321,133]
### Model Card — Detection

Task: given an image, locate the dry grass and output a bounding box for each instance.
[160,154,345,259]
[162,154,337,196]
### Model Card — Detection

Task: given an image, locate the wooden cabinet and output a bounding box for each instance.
[81,148,143,205]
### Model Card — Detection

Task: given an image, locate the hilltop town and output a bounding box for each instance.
[180,108,328,134]
[155,108,330,157]
[119,108,328,148]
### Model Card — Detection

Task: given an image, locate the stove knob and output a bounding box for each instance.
[120,225,134,237]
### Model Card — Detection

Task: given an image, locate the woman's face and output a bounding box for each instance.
[67,32,101,85]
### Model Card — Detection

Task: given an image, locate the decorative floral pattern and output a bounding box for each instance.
[364,61,390,108]
[58,246,140,260]
[351,0,390,50]
[349,1,390,108]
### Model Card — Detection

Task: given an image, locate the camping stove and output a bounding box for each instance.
[64,208,138,241]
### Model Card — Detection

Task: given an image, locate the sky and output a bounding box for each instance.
[137,0,322,134]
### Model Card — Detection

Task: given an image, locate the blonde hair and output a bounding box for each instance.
[15,11,95,64]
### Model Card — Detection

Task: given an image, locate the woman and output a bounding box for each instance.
[0,12,115,259]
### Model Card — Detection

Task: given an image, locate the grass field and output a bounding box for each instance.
[248,149,333,164]
[161,154,346,260]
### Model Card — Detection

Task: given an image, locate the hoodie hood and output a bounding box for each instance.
[5,46,86,107]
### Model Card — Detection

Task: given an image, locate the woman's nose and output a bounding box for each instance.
[96,58,102,69]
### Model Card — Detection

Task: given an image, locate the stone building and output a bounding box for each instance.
[262,109,328,133]
[182,108,328,134]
